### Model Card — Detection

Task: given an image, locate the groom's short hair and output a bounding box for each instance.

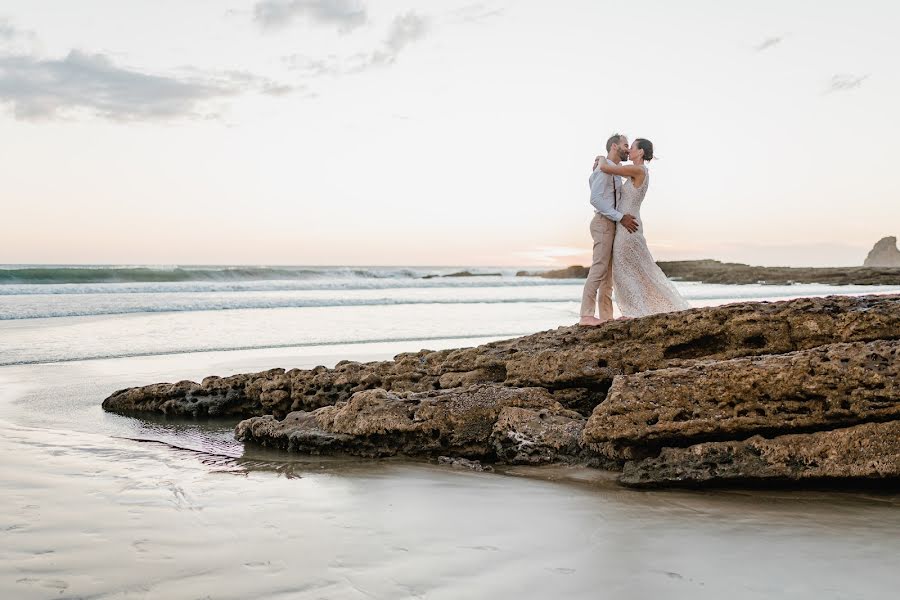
[606,134,626,152]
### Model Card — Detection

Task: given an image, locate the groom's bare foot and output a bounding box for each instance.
[578,316,605,326]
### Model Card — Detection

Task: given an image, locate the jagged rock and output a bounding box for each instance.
[581,340,900,459]
[500,293,900,389]
[520,260,900,286]
[491,406,585,464]
[234,385,585,463]
[516,265,589,278]
[619,421,900,487]
[863,236,900,268]
[438,456,494,472]
[102,294,900,420]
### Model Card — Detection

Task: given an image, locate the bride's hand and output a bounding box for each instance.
[592,155,601,171]
[621,214,640,233]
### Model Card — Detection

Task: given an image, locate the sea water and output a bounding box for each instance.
[2,265,898,366]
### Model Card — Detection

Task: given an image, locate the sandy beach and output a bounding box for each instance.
[3,341,900,600]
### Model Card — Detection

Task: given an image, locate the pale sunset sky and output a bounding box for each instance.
[1,0,897,267]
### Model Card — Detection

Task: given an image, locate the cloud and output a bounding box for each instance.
[824,73,869,94]
[0,50,296,121]
[285,12,429,76]
[283,54,345,77]
[754,35,785,52]
[214,69,298,96]
[449,4,504,24]
[367,12,429,67]
[0,17,36,48]
[254,0,367,32]
[0,20,17,40]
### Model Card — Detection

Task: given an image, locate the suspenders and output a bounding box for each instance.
[611,164,617,210]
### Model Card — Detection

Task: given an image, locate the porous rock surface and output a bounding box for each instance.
[620,421,900,487]
[102,294,900,488]
[582,340,899,453]
[234,385,585,464]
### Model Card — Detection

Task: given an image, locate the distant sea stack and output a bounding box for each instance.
[863,236,900,267]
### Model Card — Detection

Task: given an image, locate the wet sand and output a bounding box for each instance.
[2,343,899,599]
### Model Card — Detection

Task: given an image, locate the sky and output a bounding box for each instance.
[0,0,897,267]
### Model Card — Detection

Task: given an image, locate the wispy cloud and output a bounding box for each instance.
[286,12,429,76]
[754,35,785,52]
[449,3,505,24]
[254,0,367,32]
[367,12,429,67]
[824,73,869,94]
[283,54,345,77]
[0,50,296,122]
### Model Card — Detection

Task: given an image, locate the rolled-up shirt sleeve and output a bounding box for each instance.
[594,199,624,222]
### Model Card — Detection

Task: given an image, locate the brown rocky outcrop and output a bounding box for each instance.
[234,385,585,464]
[521,260,900,285]
[103,294,900,419]
[619,421,900,487]
[864,236,900,268]
[582,340,900,458]
[103,293,900,489]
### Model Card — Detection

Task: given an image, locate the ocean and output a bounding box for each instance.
[2,264,899,366]
[1,265,898,599]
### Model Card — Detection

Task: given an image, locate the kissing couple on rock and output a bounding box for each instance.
[579,133,689,326]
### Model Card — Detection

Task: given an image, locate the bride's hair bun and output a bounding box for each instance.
[635,138,654,161]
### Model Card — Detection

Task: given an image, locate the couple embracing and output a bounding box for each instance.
[579,134,689,326]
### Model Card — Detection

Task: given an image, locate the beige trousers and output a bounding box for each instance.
[580,214,616,319]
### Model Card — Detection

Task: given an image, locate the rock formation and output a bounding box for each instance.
[516,265,589,278]
[103,294,900,489]
[581,340,899,461]
[863,236,900,268]
[234,385,585,465]
[519,260,900,285]
[620,421,900,487]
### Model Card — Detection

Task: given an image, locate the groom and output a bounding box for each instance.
[579,133,640,326]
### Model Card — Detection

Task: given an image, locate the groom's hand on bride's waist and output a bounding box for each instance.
[621,214,640,233]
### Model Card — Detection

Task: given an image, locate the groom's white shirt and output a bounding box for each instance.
[589,157,624,223]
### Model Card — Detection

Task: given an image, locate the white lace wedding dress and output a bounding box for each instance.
[612,166,690,317]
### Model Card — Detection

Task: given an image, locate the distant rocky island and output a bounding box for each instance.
[518,260,900,285]
[518,237,900,285]
[103,294,900,489]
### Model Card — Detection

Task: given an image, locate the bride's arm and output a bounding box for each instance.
[598,162,644,178]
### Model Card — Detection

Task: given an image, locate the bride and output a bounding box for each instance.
[597,138,690,317]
